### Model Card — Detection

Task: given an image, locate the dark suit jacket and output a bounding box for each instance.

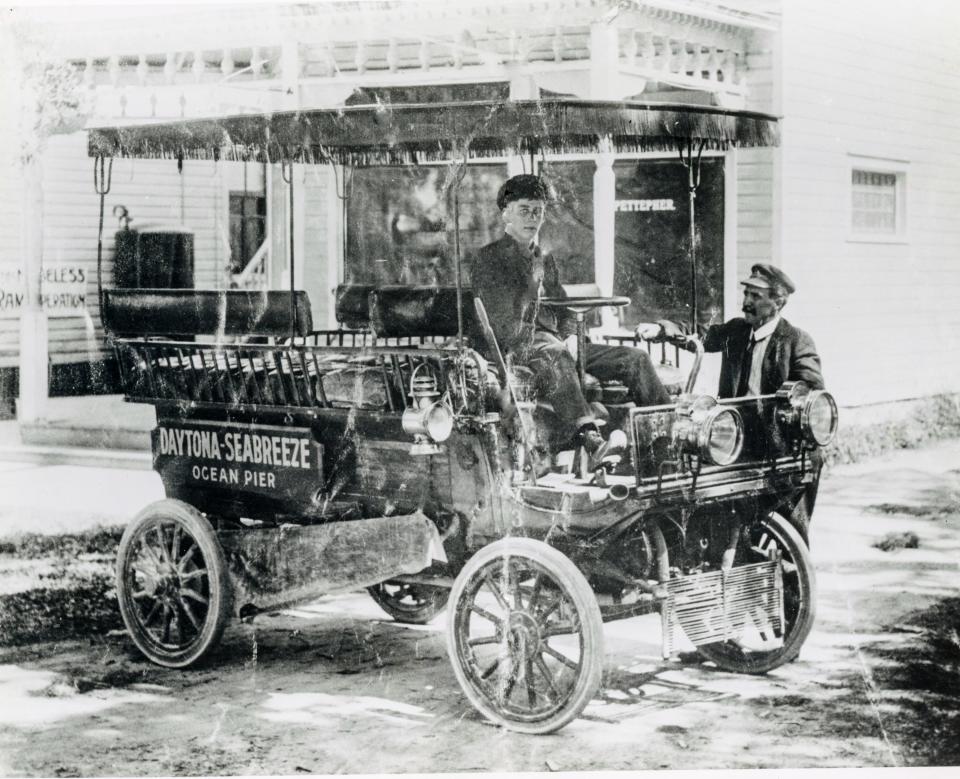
[703,316,824,398]
[470,235,574,354]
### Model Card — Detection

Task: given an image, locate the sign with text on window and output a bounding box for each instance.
[0,263,89,318]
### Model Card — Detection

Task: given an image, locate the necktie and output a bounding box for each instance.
[737,334,757,396]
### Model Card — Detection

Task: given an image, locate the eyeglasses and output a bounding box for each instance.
[515,206,544,219]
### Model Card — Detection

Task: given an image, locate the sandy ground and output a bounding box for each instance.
[0,440,959,775]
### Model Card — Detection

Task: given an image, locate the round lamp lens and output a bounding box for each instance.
[805,391,838,446]
[703,408,743,465]
[424,403,454,443]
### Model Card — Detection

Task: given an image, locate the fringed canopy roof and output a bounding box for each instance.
[87,98,779,165]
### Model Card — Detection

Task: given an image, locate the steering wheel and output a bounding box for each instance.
[539,296,631,313]
[539,297,631,386]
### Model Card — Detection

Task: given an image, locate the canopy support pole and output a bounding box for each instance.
[450,150,470,413]
[281,159,297,338]
[678,140,706,332]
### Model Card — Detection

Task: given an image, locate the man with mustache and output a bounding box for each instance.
[703,263,824,398]
[694,263,825,543]
[471,174,670,459]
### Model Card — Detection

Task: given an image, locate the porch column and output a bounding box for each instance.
[589,20,619,100]
[593,148,618,330]
[18,156,48,423]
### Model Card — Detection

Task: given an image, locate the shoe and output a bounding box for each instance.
[579,428,627,472]
[580,428,605,455]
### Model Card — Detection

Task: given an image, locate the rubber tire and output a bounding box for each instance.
[697,512,816,674]
[367,581,450,624]
[446,538,604,734]
[116,499,232,668]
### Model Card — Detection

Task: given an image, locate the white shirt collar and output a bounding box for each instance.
[752,314,781,342]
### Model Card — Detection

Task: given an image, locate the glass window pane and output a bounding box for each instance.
[613,158,725,330]
[851,168,897,234]
[345,164,507,285]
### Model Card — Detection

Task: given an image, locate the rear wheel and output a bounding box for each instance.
[367,581,449,624]
[696,512,816,674]
[116,499,231,668]
[446,538,603,734]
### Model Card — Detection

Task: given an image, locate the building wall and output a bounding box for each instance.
[735,34,777,305]
[9,132,232,367]
[301,165,335,328]
[779,0,960,406]
[0,105,24,369]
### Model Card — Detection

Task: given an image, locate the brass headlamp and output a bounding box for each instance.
[402,364,454,456]
[776,381,839,448]
[673,394,744,466]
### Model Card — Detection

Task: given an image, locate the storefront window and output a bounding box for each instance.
[345,163,507,286]
[538,160,597,285]
[613,158,724,330]
[537,157,725,330]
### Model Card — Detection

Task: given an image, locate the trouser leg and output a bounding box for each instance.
[516,333,596,450]
[583,341,671,407]
[786,450,822,546]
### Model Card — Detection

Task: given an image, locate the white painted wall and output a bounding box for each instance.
[301,165,336,328]
[7,132,233,367]
[0,104,24,369]
[779,0,960,407]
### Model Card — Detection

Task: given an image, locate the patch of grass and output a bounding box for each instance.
[867,503,942,517]
[0,576,122,646]
[0,526,125,559]
[0,526,125,646]
[873,531,920,552]
[824,393,960,470]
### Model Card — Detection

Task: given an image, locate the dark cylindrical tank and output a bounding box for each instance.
[114,223,194,288]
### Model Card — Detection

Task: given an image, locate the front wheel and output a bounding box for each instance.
[116,499,232,668]
[446,538,604,734]
[696,512,816,674]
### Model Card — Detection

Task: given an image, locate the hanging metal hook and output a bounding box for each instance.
[94,155,114,328]
[677,139,706,191]
[677,139,707,332]
[94,154,113,195]
[331,163,354,201]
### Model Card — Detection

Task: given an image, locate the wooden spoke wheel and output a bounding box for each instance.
[697,512,816,674]
[446,538,603,734]
[367,581,449,624]
[116,499,231,668]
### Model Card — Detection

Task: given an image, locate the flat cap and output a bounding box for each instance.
[496,175,549,210]
[741,263,796,295]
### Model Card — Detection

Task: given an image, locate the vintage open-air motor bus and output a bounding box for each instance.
[87,98,838,734]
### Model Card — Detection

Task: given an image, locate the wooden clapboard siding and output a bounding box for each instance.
[779,0,960,406]
[35,132,229,365]
[0,97,24,369]
[735,39,776,282]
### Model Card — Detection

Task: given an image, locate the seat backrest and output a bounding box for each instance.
[103,288,313,338]
[334,284,481,341]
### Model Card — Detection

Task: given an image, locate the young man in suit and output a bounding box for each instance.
[471,174,670,457]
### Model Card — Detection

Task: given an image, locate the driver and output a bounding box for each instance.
[471,174,670,455]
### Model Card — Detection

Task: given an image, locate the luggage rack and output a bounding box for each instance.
[114,335,482,414]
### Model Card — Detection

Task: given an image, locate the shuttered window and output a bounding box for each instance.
[229,193,266,274]
[851,168,903,236]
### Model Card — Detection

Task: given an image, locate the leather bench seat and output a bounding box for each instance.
[103,288,314,338]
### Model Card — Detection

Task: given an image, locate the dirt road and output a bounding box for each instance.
[1,441,959,775]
